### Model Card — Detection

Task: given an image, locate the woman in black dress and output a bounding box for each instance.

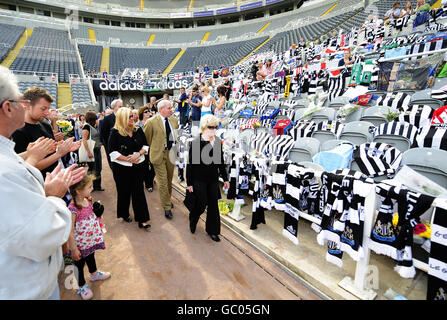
[82,111,104,191]
[108,107,151,229]
[186,114,230,242]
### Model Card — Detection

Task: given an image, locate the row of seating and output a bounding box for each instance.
[108,47,180,74]
[18,81,58,108]
[10,27,82,83]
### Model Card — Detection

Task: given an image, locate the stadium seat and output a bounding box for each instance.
[400,148,447,189]
[320,139,354,152]
[288,137,320,163]
[339,121,375,146]
[307,108,336,123]
[360,105,391,126]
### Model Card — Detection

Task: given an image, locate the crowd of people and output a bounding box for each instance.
[0,63,233,300]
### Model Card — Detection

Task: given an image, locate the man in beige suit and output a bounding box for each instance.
[144,100,178,219]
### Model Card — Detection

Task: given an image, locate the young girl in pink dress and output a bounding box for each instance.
[68,174,110,300]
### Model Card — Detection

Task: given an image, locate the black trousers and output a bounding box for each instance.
[112,162,150,223]
[189,180,221,235]
[87,147,103,189]
[104,144,113,171]
[142,156,155,189]
[73,253,97,287]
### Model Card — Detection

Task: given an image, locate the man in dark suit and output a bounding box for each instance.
[99,99,122,169]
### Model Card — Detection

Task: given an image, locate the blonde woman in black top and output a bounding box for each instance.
[108,107,151,229]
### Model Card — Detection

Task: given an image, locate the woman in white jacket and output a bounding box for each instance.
[0,66,86,300]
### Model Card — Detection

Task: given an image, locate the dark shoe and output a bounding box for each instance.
[165,210,173,220]
[123,217,133,223]
[138,222,151,229]
[94,187,105,191]
[190,222,196,234]
[209,234,220,242]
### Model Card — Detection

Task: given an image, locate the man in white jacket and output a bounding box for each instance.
[0,66,86,299]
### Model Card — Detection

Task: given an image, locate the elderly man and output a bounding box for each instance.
[0,66,86,299]
[148,96,158,113]
[144,100,178,219]
[99,99,122,169]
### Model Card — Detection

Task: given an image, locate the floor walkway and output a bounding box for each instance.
[58,150,322,300]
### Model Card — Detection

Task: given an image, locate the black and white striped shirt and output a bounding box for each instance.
[268,135,295,160]
[353,142,403,178]
[373,121,419,145]
[288,120,316,140]
[250,131,274,154]
[376,91,411,110]
[414,124,447,150]
[314,121,344,139]
[396,104,434,128]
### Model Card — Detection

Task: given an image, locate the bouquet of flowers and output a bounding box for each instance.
[56,120,73,136]
[337,103,361,120]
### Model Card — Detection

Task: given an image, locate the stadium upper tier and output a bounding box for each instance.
[24,0,295,12]
[70,0,351,45]
[9,27,83,83]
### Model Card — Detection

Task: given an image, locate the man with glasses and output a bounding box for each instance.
[0,66,86,299]
[11,86,81,179]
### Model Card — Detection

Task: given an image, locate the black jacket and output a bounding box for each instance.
[108,127,148,160]
[186,134,228,186]
[100,113,115,151]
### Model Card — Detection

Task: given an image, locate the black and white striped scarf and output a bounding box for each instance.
[409,39,447,60]
[427,201,447,300]
[369,182,434,278]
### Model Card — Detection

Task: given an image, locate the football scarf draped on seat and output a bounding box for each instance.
[373,121,419,145]
[414,124,447,150]
[369,182,434,278]
[353,142,403,178]
[427,200,447,300]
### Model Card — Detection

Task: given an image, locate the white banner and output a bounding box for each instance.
[170,12,192,18]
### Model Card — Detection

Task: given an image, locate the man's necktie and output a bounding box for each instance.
[165,118,173,150]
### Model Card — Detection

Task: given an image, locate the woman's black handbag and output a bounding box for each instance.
[183,190,197,212]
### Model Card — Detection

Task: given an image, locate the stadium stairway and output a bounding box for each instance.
[237,37,272,65]
[257,22,271,34]
[57,83,72,109]
[200,32,210,44]
[163,49,186,75]
[321,8,363,40]
[146,34,156,46]
[1,28,33,68]
[321,3,339,17]
[100,48,110,73]
[88,28,97,43]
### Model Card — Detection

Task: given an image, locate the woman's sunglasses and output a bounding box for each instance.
[207,126,218,130]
